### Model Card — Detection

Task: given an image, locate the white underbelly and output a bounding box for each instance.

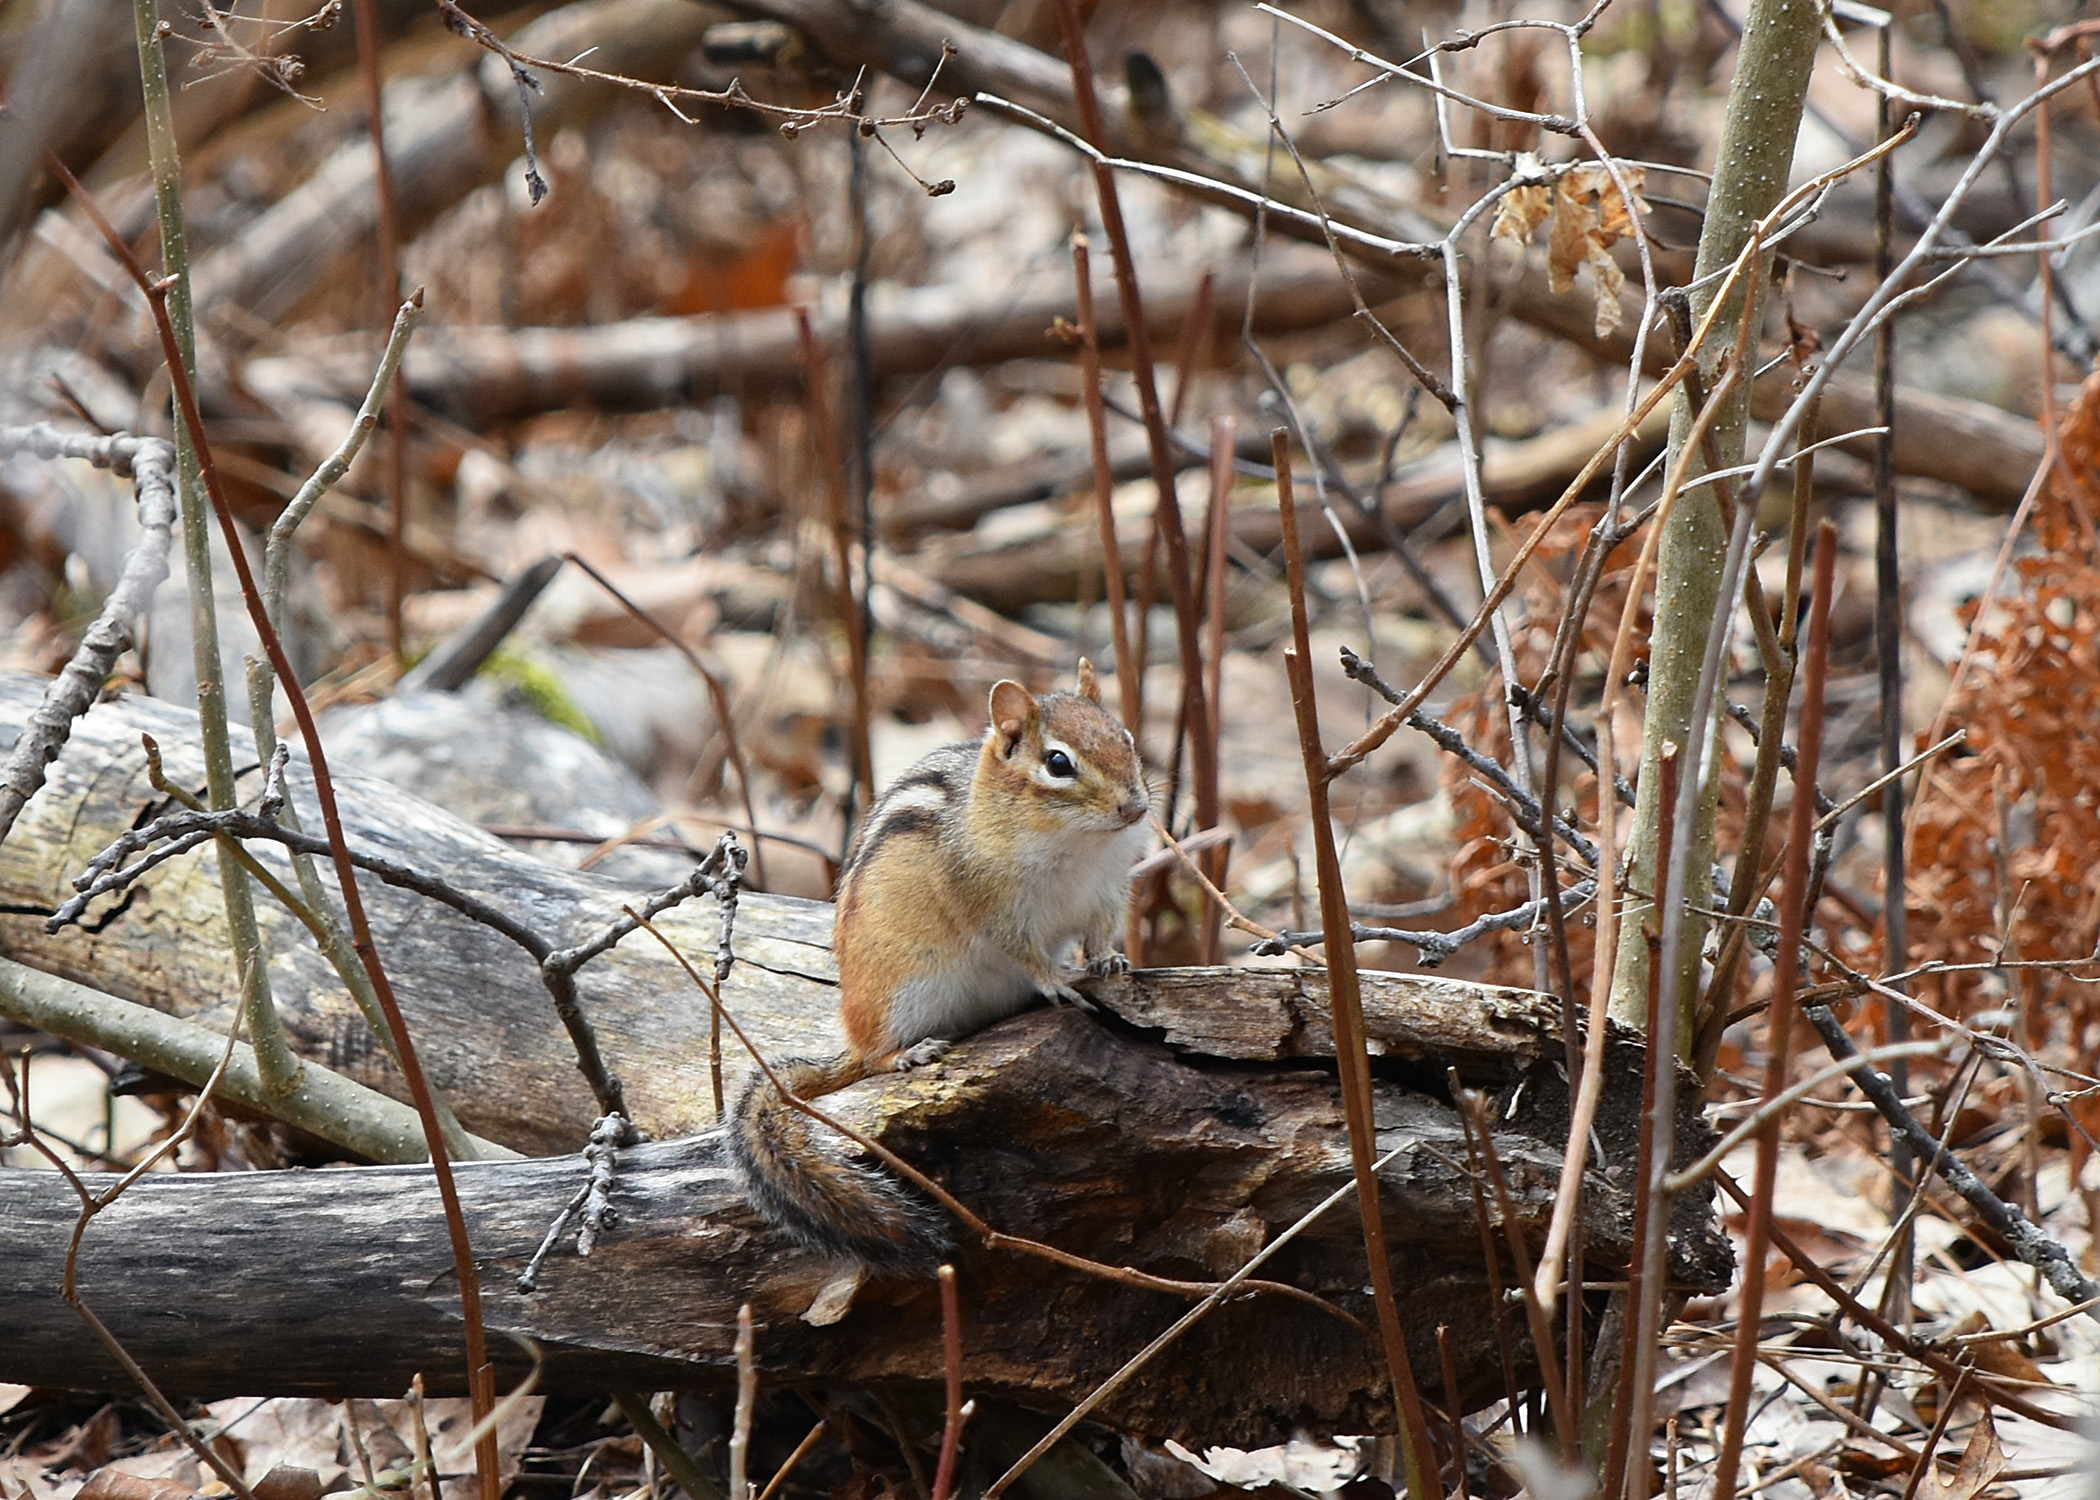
[883,937,1044,1047]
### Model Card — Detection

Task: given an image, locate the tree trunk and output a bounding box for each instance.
[1608,0,1823,1036]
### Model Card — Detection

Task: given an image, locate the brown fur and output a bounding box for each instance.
[724,1056,947,1272]
[729,662,1147,1272]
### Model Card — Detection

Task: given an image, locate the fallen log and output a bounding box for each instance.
[189,0,723,328]
[0,0,542,251]
[0,670,1675,1146]
[0,671,1731,1435]
[0,671,1634,1152]
[249,253,1406,429]
[920,399,1672,613]
[1495,266,2047,511]
[0,1000,1731,1438]
[0,671,829,1156]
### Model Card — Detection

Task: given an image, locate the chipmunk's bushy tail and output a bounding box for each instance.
[726,1055,950,1274]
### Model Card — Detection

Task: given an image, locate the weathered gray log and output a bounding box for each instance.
[0,671,1731,1437]
[0,1002,1729,1438]
[0,670,832,1157]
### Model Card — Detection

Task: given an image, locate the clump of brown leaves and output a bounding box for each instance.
[1491,160,1651,336]
[1903,374,2100,1039]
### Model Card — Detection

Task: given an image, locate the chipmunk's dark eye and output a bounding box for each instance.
[1044,748,1077,779]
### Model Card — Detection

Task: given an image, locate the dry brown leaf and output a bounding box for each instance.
[73,1474,194,1500]
[1530,162,1650,337]
[1906,368,2100,1029]
[1927,1411,2007,1500]
[1490,182,1553,244]
[249,1468,322,1500]
[1572,162,1649,240]
[1837,1446,1911,1480]
[1546,175,1597,295]
[1584,252,1629,337]
[1943,1313,2054,1390]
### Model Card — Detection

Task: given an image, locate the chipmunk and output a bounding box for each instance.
[727,660,1149,1272]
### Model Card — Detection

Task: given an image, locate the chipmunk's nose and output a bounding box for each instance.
[1118,794,1149,827]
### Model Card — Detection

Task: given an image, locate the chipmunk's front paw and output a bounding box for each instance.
[894,1038,954,1070]
[1086,951,1131,978]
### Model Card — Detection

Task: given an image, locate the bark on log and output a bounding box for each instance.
[0,670,1705,1143]
[0,672,831,1157]
[0,675,1642,1155]
[0,1002,1730,1440]
[0,672,1732,1438]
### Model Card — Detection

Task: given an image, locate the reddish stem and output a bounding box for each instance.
[931,1264,969,1500]
[1050,0,1216,857]
[1071,234,1142,739]
[1707,520,1838,1500]
[795,308,876,844]
[1275,426,1438,1499]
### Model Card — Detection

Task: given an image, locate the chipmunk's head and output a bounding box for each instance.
[981,660,1149,836]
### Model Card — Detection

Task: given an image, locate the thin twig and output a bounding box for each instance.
[795,308,875,840]
[616,1392,723,1500]
[559,552,769,889]
[515,1111,628,1292]
[731,1306,756,1500]
[1708,518,1837,1500]
[984,1138,1417,1499]
[1198,413,1234,964]
[1050,0,1215,881]
[107,3,301,1098]
[1801,1002,2100,1318]
[1709,1171,2075,1430]
[1454,1084,1571,1459]
[1071,232,1142,739]
[753,1421,827,1500]
[6,1007,261,1500]
[0,426,175,845]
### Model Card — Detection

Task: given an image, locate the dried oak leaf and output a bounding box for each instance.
[1494,162,1651,338]
[75,1473,197,1500]
[1905,368,2100,1024]
[1928,1411,2007,1500]
[1490,182,1553,244]
[1945,1313,2054,1390]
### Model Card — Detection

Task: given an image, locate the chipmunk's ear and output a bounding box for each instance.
[1075,658,1102,704]
[988,680,1036,755]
